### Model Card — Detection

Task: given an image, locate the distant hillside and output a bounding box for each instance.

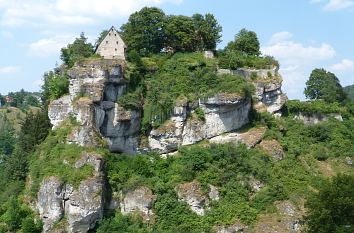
[344,84,354,101]
[0,106,41,133]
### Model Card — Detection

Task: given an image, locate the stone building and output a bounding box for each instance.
[95,26,126,60]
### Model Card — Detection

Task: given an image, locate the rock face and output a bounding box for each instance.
[37,153,105,233]
[209,127,267,148]
[294,112,343,125]
[48,59,141,154]
[120,187,156,222]
[218,67,287,114]
[149,94,251,153]
[259,139,284,161]
[176,181,210,216]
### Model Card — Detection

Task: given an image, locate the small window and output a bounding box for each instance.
[115,34,117,36]
[109,33,111,36]
[106,41,108,44]
[115,48,117,51]
[116,41,118,44]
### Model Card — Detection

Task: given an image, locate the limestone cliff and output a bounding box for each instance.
[48,59,140,154]
[37,153,105,233]
[48,60,286,155]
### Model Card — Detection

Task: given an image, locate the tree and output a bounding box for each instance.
[305,174,354,233]
[165,15,198,52]
[60,32,94,68]
[121,7,166,55]
[41,71,69,106]
[192,13,222,50]
[226,28,260,56]
[304,68,346,103]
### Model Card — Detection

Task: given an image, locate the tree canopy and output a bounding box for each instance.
[120,7,222,55]
[60,33,94,68]
[305,174,354,233]
[225,28,260,56]
[304,68,346,103]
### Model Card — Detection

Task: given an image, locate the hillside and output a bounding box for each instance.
[344,84,354,101]
[0,7,353,233]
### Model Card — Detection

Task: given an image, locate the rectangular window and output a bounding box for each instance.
[116,41,118,44]
[106,41,108,44]
[115,48,117,51]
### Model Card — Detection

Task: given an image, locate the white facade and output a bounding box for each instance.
[95,26,126,60]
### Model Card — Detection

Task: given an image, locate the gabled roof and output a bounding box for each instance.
[95,26,126,52]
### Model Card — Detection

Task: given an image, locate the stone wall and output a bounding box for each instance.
[95,27,126,60]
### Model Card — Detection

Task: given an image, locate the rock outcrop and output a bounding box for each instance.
[120,186,156,222]
[215,221,248,233]
[259,139,284,161]
[294,112,343,125]
[218,67,287,114]
[37,153,105,233]
[176,181,210,216]
[149,94,251,153]
[209,127,267,148]
[48,59,141,154]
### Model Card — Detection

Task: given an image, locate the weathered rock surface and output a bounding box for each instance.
[149,95,251,153]
[120,187,156,222]
[209,127,267,148]
[259,139,284,161]
[37,153,105,233]
[294,112,343,125]
[37,177,64,232]
[176,181,209,216]
[218,67,287,114]
[208,184,220,201]
[252,201,304,233]
[48,59,141,153]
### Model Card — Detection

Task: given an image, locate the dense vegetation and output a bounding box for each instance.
[120,7,222,55]
[120,52,254,129]
[304,68,346,103]
[0,90,40,109]
[96,110,354,232]
[344,84,354,102]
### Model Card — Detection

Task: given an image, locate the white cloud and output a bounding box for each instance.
[261,32,336,99]
[330,59,354,71]
[262,35,335,65]
[0,66,20,73]
[28,35,74,57]
[310,0,354,11]
[0,0,183,27]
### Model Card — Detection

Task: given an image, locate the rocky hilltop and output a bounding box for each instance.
[48,58,286,155]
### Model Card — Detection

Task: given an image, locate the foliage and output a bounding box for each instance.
[117,89,142,110]
[304,174,354,233]
[60,32,94,68]
[285,99,343,115]
[97,213,149,233]
[304,68,346,103]
[3,89,41,109]
[194,107,205,121]
[0,115,16,155]
[344,84,354,102]
[120,7,222,54]
[42,71,69,103]
[191,13,222,51]
[139,52,253,128]
[121,7,166,55]
[218,50,278,70]
[225,28,260,56]
[165,15,198,52]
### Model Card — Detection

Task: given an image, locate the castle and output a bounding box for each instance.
[95,26,126,60]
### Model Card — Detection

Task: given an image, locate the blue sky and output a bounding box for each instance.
[0,0,353,99]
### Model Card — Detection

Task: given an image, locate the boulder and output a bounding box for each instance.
[120,187,156,222]
[259,139,284,161]
[176,181,209,216]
